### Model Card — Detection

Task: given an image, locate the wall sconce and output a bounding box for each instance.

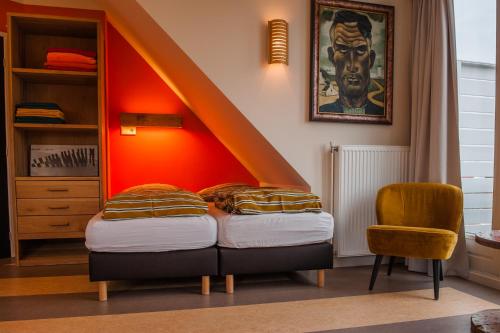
[268,19,288,65]
[120,113,183,135]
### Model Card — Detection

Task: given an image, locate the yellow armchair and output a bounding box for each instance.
[366,183,463,300]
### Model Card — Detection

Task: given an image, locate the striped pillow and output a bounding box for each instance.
[102,184,208,220]
[123,183,180,193]
[198,183,251,202]
[215,187,322,214]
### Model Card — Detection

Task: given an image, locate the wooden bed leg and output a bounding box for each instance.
[317,269,325,288]
[98,281,108,301]
[201,276,210,295]
[226,274,234,294]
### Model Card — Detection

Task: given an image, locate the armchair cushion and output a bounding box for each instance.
[376,183,463,233]
[367,225,458,260]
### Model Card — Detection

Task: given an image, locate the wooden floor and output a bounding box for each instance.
[1,259,500,332]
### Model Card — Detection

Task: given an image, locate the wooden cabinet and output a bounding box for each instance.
[17,198,100,216]
[6,14,105,266]
[18,215,93,238]
[16,180,100,198]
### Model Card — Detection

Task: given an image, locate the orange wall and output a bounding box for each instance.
[106,23,257,195]
[0,1,257,195]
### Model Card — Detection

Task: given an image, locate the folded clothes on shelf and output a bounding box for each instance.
[46,52,96,65]
[15,102,61,109]
[15,116,65,124]
[44,65,97,72]
[15,102,65,124]
[45,60,97,69]
[47,47,97,58]
[44,47,97,72]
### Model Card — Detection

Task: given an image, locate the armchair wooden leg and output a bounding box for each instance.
[387,256,395,276]
[201,276,210,296]
[226,274,234,294]
[439,260,443,281]
[369,255,383,291]
[317,269,325,288]
[98,281,107,301]
[432,259,440,300]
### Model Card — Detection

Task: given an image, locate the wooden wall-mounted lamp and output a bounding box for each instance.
[268,19,288,65]
[120,113,183,135]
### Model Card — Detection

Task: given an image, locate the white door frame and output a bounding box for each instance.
[468,2,500,289]
[492,0,500,230]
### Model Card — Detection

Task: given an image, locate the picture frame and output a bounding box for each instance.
[30,144,98,177]
[309,0,394,124]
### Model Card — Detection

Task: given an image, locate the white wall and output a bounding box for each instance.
[138,0,412,207]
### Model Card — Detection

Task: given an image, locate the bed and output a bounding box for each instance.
[86,212,218,301]
[209,204,334,293]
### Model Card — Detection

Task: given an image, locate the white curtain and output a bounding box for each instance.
[409,0,469,277]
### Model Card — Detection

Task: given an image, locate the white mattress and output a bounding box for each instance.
[209,205,334,248]
[85,212,217,252]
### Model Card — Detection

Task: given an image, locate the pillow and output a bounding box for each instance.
[123,183,180,193]
[215,187,322,214]
[198,183,251,202]
[103,183,208,220]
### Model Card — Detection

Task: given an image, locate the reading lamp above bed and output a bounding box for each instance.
[120,113,183,135]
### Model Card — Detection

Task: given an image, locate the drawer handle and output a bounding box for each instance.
[47,188,69,192]
[49,222,70,227]
[48,205,70,210]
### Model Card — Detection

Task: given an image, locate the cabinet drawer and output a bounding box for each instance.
[16,181,100,199]
[18,215,92,235]
[17,198,100,216]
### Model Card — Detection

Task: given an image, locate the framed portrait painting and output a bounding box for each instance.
[309,0,394,124]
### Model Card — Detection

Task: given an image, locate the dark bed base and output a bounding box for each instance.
[88,243,333,300]
[218,242,333,293]
[89,247,218,300]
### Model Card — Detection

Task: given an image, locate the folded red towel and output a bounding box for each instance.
[45,61,97,70]
[45,65,97,72]
[47,52,96,64]
[47,47,97,59]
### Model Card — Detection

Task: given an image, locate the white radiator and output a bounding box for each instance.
[333,145,410,257]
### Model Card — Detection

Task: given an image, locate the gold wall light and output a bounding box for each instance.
[120,113,183,136]
[268,19,288,65]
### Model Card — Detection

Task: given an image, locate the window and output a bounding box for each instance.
[455,0,496,234]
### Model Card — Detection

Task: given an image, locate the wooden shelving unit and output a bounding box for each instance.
[16,176,101,181]
[14,123,98,131]
[12,67,97,85]
[17,239,89,266]
[6,14,105,266]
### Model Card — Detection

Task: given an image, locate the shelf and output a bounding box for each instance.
[16,176,100,181]
[14,123,98,131]
[19,239,88,266]
[12,68,97,85]
[20,253,88,266]
[10,15,98,38]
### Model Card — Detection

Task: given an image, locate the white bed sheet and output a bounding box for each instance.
[209,205,334,248]
[85,212,217,252]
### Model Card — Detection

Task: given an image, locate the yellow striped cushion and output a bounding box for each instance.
[215,187,322,214]
[102,184,208,220]
[198,183,251,202]
[123,183,180,193]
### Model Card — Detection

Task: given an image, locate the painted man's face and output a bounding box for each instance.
[328,21,376,106]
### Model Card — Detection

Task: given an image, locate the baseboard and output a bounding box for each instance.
[466,236,500,290]
[469,270,500,290]
[334,255,381,267]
